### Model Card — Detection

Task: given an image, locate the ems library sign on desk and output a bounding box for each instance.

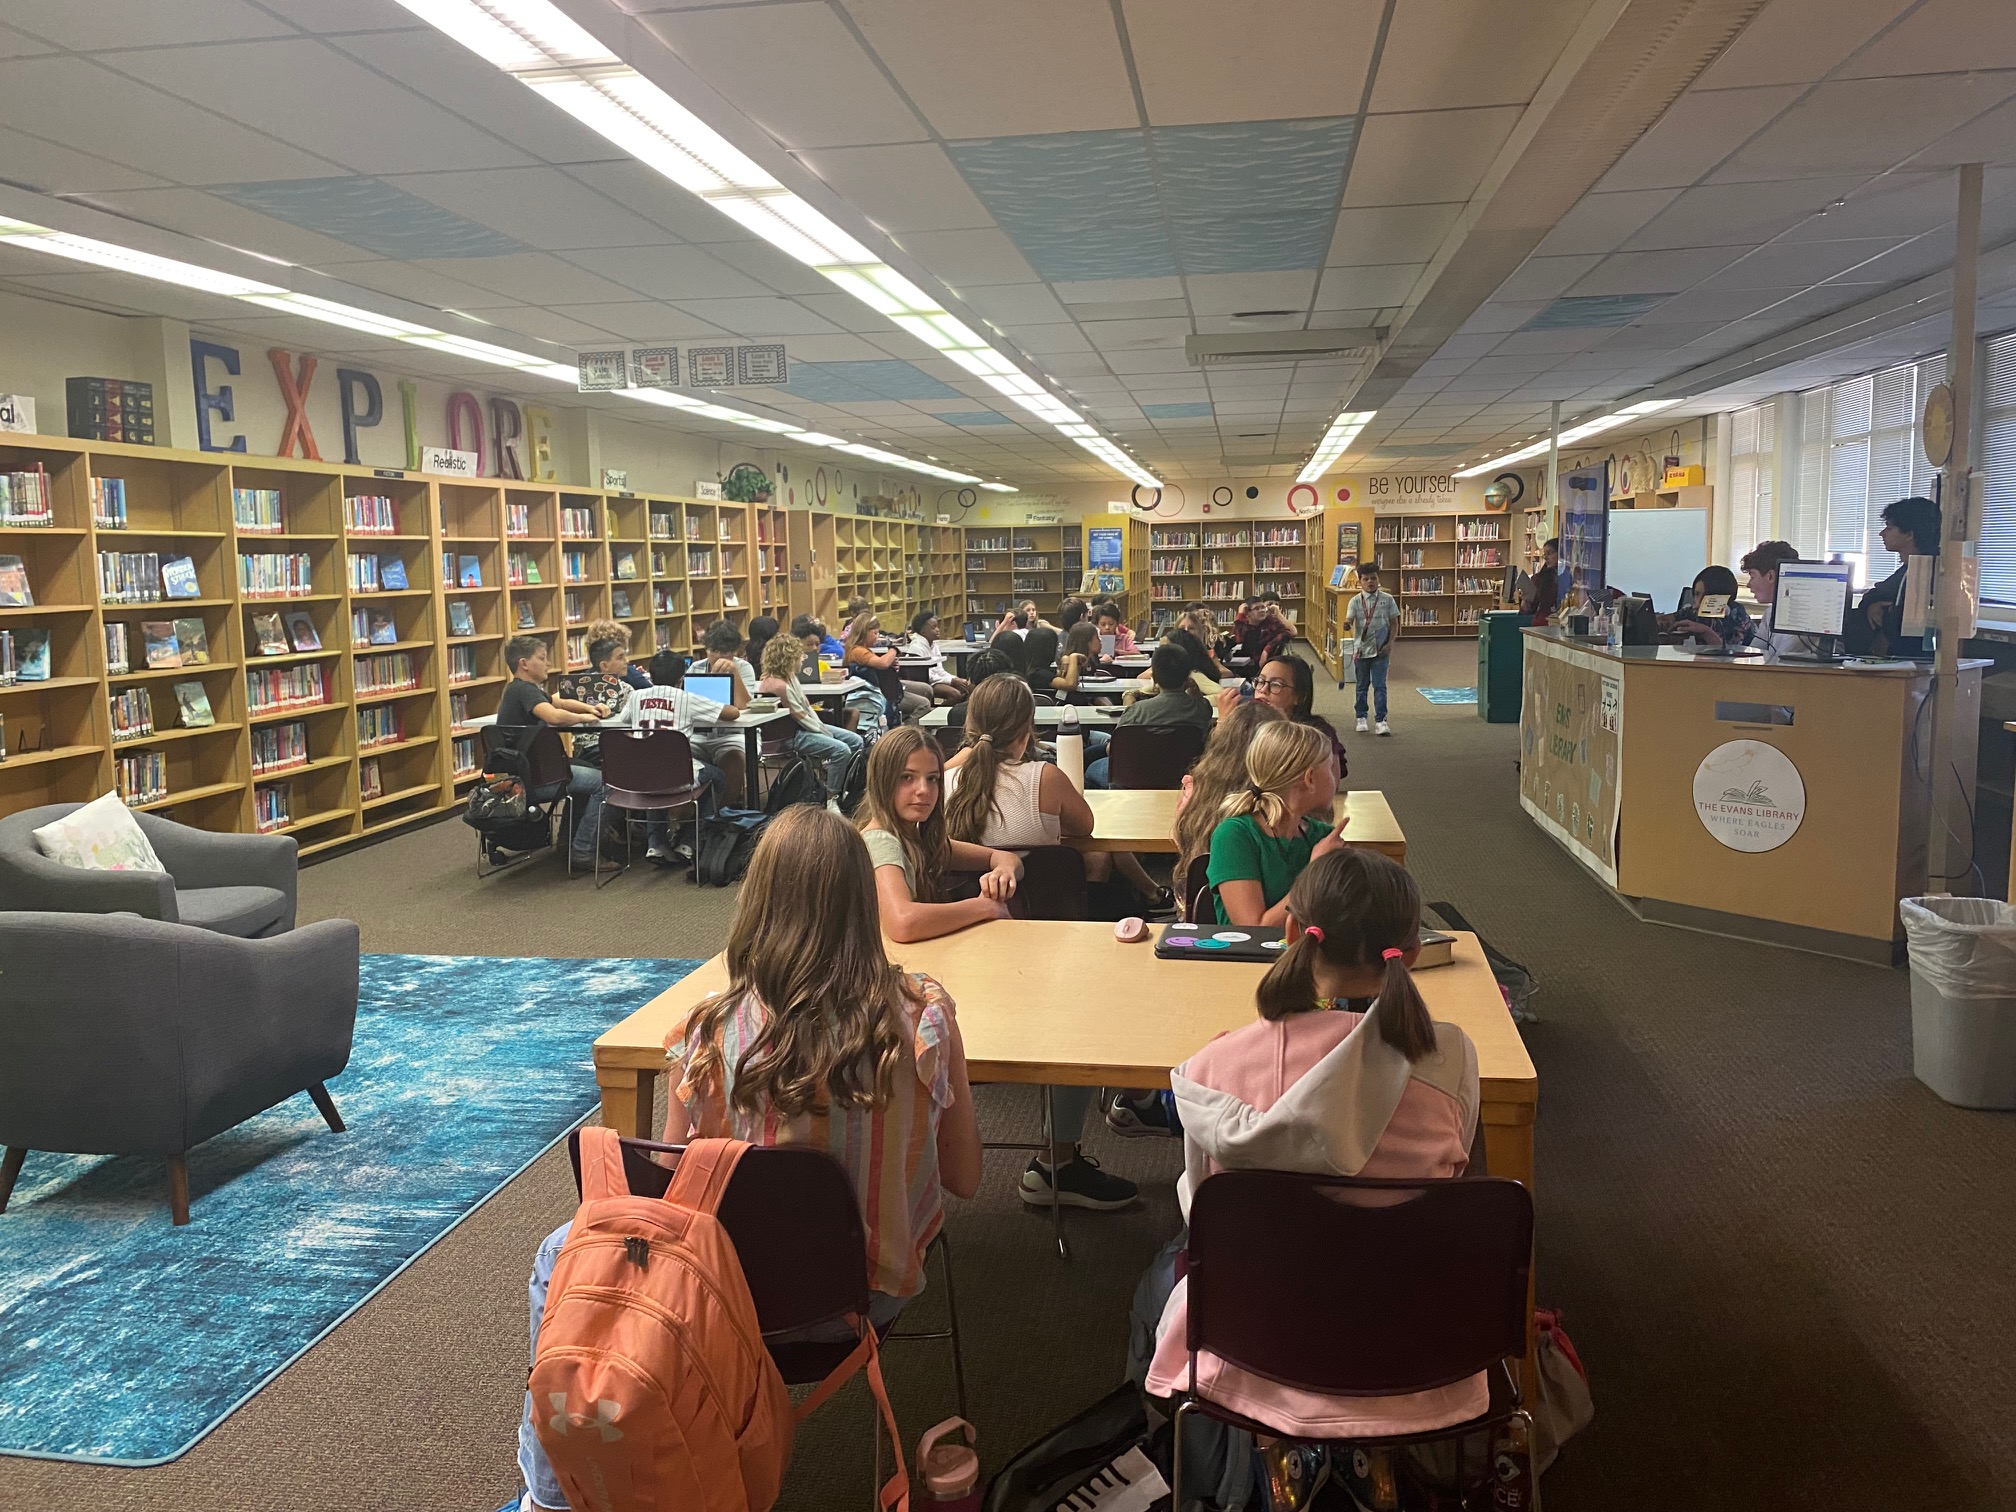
[1519,641,1622,886]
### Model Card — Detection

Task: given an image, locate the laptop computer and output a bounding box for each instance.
[681,673,734,707]
[1154,923,1288,960]
[1100,632,1117,657]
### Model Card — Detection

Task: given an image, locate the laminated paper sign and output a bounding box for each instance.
[577,350,627,391]
[735,344,788,386]
[1518,640,1623,886]
[629,348,677,388]
[687,347,733,388]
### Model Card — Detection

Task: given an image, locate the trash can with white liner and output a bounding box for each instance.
[1900,896,2016,1109]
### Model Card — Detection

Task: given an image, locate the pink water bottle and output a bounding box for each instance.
[917,1417,980,1512]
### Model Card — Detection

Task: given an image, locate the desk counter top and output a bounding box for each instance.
[1522,626,1987,679]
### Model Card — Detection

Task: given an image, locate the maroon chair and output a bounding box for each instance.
[564,1131,968,1419]
[1181,853,1212,923]
[595,727,705,888]
[1171,1170,1535,1508]
[1106,724,1207,789]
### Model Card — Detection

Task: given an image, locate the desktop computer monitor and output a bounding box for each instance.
[1773,561,1854,637]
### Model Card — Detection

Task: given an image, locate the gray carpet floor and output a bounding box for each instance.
[5,641,2015,1512]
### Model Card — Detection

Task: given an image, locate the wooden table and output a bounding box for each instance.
[1069,789,1405,861]
[592,923,1531,1189]
[798,676,874,701]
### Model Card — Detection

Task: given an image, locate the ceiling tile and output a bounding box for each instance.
[381,167,675,252]
[1620,176,1874,252]
[1369,0,1597,113]
[1004,322,1097,354]
[459,305,628,346]
[1697,236,1906,289]
[1837,0,2016,78]
[561,162,751,243]
[1570,246,1740,295]
[1713,74,2015,182]
[1055,277,1187,304]
[1084,317,1194,351]
[547,303,732,341]
[958,284,1072,327]
[1183,270,1317,316]
[1491,328,1609,354]
[4,0,293,48]
[640,4,925,149]
[1598,86,1802,192]
[1493,255,1603,302]
[409,251,636,305]
[797,143,996,233]
[1534,189,1685,256]
[669,297,847,337]
[1343,107,1522,206]
[1324,202,1464,266]
[1695,0,1905,89]
[315,257,519,315]
[1122,0,1380,124]
[844,0,1137,137]
[1314,264,1425,307]
[563,244,774,301]
[892,226,1038,287]
[1457,301,1549,334]
[0,122,169,195]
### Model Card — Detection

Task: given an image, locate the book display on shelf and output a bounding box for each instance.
[99,551,164,604]
[66,377,154,444]
[254,782,291,833]
[359,757,383,801]
[247,663,327,713]
[515,600,536,629]
[448,600,476,638]
[90,477,128,529]
[251,719,309,775]
[357,704,403,748]
[0,556,31,607]
[355,651,418,694]
[252,612,290,656]
[458,554,482,587]
[172,681,215,728]
[346,495,398,534]
[15,628,49,682]
[1,465,52,527]
[379,556,409,591]
[283,610,320,652]
[141,621,182,668]
[232,487,283,534]
[110,687,153,742]
[116,750,167,807]
[161,557,200,600]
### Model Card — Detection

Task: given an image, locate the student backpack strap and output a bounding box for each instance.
[794,1326,909,1512]
[664,1136,751,1216]
[575,1124,631,1202]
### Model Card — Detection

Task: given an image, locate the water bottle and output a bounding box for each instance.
[1060,702,1079,735]
[917,1418,980,1512]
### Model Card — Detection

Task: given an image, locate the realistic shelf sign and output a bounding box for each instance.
[419,445,479,477]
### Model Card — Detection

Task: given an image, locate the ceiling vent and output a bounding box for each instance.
[1185,328,1384,368]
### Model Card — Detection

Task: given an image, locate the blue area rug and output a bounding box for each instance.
[1416,686,1478,705]
[0,954,698,1466]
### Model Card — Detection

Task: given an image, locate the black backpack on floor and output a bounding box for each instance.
[695,808,770,886]
[764,751,826,814]
[836,747,870,817]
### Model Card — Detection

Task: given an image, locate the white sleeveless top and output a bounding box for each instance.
[942,758,1061,848]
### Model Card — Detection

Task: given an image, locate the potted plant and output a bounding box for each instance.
[720,462,772,504]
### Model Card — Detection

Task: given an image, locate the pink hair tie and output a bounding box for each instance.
[1381,948,1405,962]
[1303,926,1324,943]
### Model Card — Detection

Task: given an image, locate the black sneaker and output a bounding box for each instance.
[1105,1091,1176,1139]
[1141,886,1178,919]
[1019,1153,1138,1210]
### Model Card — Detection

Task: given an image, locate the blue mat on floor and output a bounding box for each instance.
[0,953,698,1466]
[1416,686,1478,705]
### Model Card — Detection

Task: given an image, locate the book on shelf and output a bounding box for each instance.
[161,556,200,600]
[0,629,14,685]
[103,622,128,675]
[246,663,327,713]
[116,749,167,806]
[355,651,418,694]
[284,609,321,652]
[251,719,309,774]
[367,609,398,646]
[458,555,482,587]
[251,612,290,656]
[347,553,381,593]
[171,617,209,664]
[254,782,292,833]
[91,476,129,529]
[346,494,397,534]
[515,600,536,630]
[0,464,52,527]
[98,550,162,604]
[560,506,595,538]
[449,645,477,683]
[359,756,383,801]
[449,691,469,725]
[564,589,583,624]
[232,487,283,534]
[0,555,31,607]
[141,621,182,668]
[722,584,740,609]
[15,627,49,682]
[565,629,586,666]
[452,734,478,778]
[610,588,632,620]
[448,600,476,638]
[612,548,638,580]
[172,681,215,728]
[356,704,404,748]
[379,555,409,591]
[240,550,312,597]
[506,503,531,537]
[109,686,153,741]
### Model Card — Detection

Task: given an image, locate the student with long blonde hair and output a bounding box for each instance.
[757,634,862,799]
[856,726,1023,941]
[1173,699,1286,913]
[1206,719,1346,926]
[513,807,982,1511]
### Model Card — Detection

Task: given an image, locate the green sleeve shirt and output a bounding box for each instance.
[1204,813,1333,923]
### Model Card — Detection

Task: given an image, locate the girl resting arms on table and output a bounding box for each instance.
[1206,720,1347,927]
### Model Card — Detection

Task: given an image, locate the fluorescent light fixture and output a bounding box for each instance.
[1296,410,1377,484]
[787,431,846,447]
[1453,400,1680,478]
[0,225,285,298]
[386,0,1161,490]
[979,482,1018,493]
[243,291,433,338]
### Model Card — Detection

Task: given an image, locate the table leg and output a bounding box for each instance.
[1482,1101,1538,1394]
[744,724,762,809]
[596,1066,657,1139]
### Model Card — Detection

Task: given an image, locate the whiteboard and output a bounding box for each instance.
[1606,509,1709,611]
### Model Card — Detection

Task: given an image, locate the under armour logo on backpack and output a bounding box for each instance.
[547,1393,624,1441]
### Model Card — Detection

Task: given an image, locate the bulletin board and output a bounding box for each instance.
[1518,638,1623,886]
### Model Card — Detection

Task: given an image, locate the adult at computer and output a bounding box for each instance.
[1846,495,1939,658]
[1741,540,1806,656]
[1668,565,1754,651]
[1522,537,1561,625]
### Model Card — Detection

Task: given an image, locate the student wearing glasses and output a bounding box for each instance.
[1241,652,1347,778]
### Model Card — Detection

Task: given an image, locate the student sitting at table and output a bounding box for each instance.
[1022,625,1062,694]
[1165,609,1227,683]
[630,654,744,834]
[743,614,778,679]
[1207,720,1346,926]
[699,618,760,695]
[582,617,649,689]
[758,634,864,803]
[793,612,845,664]
[1227,597,1293,669]
[1133,848,1482,1479]
[1172,701,1287,916]
[511,806,984,1512]
[1059,596,1089,633]
[496,634,609,872]
[1086,642,1215,788]
[987,628,1029,678]
[1016,598,1058,633]
[1056,621,1110,694]
[905,611,972,703]
[1848,494,1939,657]
[561,635,635,768]
[944,674,1165,915]
[1740,540,1808,656]
[1667,565,1754,651]
[845,610,928,724]
[1246,652,1347,778]
[1095,601,1138,656]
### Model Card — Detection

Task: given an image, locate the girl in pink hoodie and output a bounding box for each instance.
[1141,848,1483,1447]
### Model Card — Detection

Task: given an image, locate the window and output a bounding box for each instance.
[1787,355,1944,586]
[1979,331,2016,605]
[1725,402,1775,565]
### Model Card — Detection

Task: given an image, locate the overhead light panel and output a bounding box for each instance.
[1296,410,1377,484]
[979,482,1018,493]
[1453,400,1679,478]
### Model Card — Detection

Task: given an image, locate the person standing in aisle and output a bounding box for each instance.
[1522,538,1561,626]
[1347,565,1399,736]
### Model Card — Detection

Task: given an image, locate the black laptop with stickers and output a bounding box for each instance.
[1154,922,1289,961]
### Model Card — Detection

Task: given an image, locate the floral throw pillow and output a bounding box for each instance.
[33,792,167,873]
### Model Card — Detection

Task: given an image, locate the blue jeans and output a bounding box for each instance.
[1354,655,1389,721]
[791,722,863,797]
[1081,730,1113,790]
[644,759,723,852]
[533,764,604,863]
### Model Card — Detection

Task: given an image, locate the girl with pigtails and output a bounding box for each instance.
[1127,847,1485,1481]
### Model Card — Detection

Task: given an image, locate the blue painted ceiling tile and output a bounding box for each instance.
[1523,294,1676,329]
[783,360,964,403]
[933,410,1017,425]
[212,177,528,260]
[1142,401,1215,419]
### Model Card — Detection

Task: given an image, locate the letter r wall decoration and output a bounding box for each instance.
[490,396,525,480]
[268,348,322,460]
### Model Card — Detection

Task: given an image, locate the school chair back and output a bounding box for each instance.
[484,722,573,791]
[1007,845,1088,921]
[1181,853,1212,923]
[596,728,706,886]
[1106,724,1207,789]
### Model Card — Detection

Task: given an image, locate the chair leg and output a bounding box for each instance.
[934,1232,970,1423]
[1171,1398,1192,1512]
[306,1081,346,1133]
[0,1146,26,1213]
[166,1154,190,1226]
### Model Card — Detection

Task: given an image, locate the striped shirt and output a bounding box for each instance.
[665,973,955,1298]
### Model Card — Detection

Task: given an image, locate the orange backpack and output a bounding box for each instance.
[532,1127,911,1512]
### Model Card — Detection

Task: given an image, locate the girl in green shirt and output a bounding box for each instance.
[1206,720,1348,925]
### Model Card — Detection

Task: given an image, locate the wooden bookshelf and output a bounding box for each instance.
[1147,515,1310,637]
[1370,510,1511,638]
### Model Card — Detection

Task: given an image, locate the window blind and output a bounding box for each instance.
[1979,331,2016,605]
[1725,402,1775,564]
[1787,354,1943,585]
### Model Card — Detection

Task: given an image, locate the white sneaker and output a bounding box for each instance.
[1375,720,1391,736]
[1355,717,1370,733]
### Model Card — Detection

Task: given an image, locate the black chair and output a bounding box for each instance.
[1107,723,1207,789]
[1007,845,1089,920]
[475,724,575,877]
[566,1132,968,1435]
[1180,853,1212,923]
[1170,1170,1535,1510]
[596,727,706,887]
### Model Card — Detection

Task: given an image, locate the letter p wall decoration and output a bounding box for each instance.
[268,349,321,460]
[338,368,383,466]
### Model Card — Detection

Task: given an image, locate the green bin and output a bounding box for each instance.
[1477,611,1523,723]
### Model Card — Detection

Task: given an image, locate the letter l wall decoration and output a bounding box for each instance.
[268,349,321,460]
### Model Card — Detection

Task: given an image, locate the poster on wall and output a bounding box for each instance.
[1518,642,1622,886]
[1088,526,1123,570]
[735,344,789,386]
[1366,473,1459,514]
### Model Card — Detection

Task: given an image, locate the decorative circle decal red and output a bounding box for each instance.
[1335,486,1352,503]
[1286,483,1319,513]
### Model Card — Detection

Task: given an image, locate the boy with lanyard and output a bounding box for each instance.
[1346,565,1399,736]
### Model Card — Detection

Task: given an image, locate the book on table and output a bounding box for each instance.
[448,600,476,638]
[172,617,210,664]
[251,611,290,656]
[14,627,49,681]
[0,555,31,607]
[284,609,321,652]
[171,680,215,728]
[159,556,200,599]
[141,621,182,668]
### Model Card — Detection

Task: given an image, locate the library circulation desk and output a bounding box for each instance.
[1519,628,1982,963]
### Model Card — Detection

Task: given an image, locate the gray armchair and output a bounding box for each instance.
[0,911,360,1224]
[0,803,299,936]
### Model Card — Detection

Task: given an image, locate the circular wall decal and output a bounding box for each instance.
[1244,486,1260,500]
[1335,486,1352,503]
[1286,482,1319,513]
[1693,740,1805,853]
[814,467,828,506]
